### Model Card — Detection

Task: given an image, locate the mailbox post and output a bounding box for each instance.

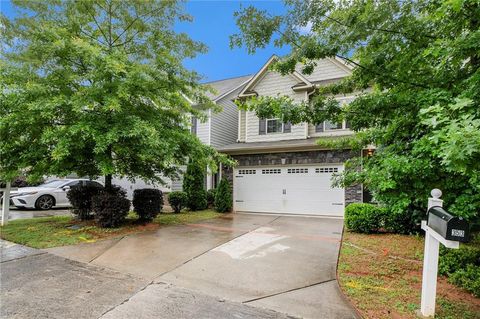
[419,189,469,317]
[1,181,11,226]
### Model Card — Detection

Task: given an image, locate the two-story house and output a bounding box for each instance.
[217,55,363,217]
[172,74,253,191]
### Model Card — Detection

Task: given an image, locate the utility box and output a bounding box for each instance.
[427,206,469,243]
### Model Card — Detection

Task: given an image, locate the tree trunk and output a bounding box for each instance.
[105,174,112,190]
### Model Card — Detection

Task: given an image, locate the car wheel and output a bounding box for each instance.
[35,195,55,210]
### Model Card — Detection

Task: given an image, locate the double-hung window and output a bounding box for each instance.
[324,121,343,130]
[266,119,283,133]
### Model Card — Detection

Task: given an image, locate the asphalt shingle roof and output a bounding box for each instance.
[203,74,252,100]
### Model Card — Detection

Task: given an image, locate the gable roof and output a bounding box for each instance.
[238,55,313,98]
[204,75,252,101]
[203,55,354,102]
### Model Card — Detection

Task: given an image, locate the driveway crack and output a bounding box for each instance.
[88,236,126,263]
[242,278,337,304]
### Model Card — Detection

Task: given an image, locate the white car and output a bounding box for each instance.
[8,179,103,210]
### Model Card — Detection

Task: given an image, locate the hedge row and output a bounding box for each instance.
[167,177,232,214]
[345,203,424,234]
[439,241,480,297]
[345,203,480,297]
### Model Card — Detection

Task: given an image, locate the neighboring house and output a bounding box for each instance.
[217,55,365,217]
[172,74,252,191]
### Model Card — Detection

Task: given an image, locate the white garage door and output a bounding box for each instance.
[233,165,344,216]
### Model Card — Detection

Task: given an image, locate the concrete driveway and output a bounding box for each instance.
[3,213,358,318]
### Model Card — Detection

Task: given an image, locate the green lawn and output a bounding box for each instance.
[338,231,480,319]
[0,210,222,249]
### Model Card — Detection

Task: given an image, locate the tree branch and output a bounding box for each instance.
[82,2,110,46]
[111,9,164,47]
[79,29,108,47]
[323,15,436,42]
[273,26,431,90]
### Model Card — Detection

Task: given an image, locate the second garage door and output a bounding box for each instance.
[233,165,344,217]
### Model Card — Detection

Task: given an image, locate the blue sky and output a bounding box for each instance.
[1,0,290,82]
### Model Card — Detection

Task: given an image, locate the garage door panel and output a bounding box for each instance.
[233,165,344,216]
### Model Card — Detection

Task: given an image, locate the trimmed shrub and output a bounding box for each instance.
[92,185,130,228]
[67,184,103,220]
[448,264,480,297]
[168,191,187,214]
[214,178,232,213]
[206,188,216,207]
[133,188,163,222]
[439,245,480,276]
[344,203,387,233]
[439,242,480,296]
[384,206,423,234]
[183,160,207,211]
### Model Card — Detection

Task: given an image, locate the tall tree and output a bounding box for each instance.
[0,0,228,188]
[231,0,480,230]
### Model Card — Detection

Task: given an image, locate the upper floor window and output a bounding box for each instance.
[267,119,283,133]
[259,119,291,135]
[324,121,343,130]
[315,121,348,132]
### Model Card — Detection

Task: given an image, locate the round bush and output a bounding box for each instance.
[92,185,130,228]
[206,188,216,207]
[133,188,163,222]
[344,203,387,233]
[168,191,187,214]
[214,178,232,213]
[67,184,103,220]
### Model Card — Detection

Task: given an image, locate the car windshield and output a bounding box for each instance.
[38,180,69,188]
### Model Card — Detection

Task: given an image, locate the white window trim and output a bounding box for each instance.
[266,118,284,134]
[324,120,349,131]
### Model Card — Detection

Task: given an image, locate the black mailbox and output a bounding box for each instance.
[427,206,469,242]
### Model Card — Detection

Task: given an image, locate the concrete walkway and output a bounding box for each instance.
[2,213,359,318]
[1,207,71,221]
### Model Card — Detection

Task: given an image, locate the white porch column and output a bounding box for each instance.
[206,166,212,190]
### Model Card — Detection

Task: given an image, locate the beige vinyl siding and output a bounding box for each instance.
[299,59,350,82]
[211,88,242,148]
[239,110,246,142]
[246,71,307,142]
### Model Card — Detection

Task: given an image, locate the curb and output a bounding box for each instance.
[336,226,364,319]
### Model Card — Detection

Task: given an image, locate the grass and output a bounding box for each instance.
[338,231,480,319]
[0,209,222,249]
